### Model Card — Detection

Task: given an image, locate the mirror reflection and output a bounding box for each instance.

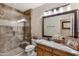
[42,10,78,38]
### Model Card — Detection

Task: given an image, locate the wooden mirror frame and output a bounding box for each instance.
[42,9,78,38]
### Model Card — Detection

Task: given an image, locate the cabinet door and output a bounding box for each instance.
[42,49,53,56]
[37,46,43,56]
[36,44,53,56]
[36,44,75,56]
[53,49,74,56]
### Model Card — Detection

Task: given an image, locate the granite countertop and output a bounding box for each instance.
[34,39,79,56]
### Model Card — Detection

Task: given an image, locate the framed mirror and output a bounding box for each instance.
[42,9,78,38]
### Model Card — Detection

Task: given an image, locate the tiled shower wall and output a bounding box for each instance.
[0,4,26,52]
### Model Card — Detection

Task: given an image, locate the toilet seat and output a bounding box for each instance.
[25,45,35,52]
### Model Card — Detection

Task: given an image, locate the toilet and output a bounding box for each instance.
[25,45,36,56]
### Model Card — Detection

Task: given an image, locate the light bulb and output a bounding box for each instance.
[43,12,47,16]
[67,5,71,11]
[48,11,52,15]
[59,7,63,13]
[53,9,57,14]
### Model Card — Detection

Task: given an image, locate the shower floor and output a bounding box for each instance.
[0,47,37,56]
[0,47,24,56]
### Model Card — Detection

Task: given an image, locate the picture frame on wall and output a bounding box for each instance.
[62,21,70,29]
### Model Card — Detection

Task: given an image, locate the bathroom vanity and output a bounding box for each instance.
[37,44,74,56]
[36,9,79,56]
[35,39,79,56]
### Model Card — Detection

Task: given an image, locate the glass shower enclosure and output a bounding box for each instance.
[0,19,28,55]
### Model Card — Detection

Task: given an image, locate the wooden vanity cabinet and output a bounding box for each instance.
[53,49,74,56]
[36,44,75,56]
[36,44,53,56]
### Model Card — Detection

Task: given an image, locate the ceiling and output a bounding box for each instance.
[5,3,45,12]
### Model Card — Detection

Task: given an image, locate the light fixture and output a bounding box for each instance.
[43,4,70,16]
[66,5,71,11]
[59,7,64,13]
[53,9,57,14]
[48,11,53,15]
[43,12,47,16]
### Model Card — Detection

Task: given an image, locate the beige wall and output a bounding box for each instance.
[31,3,79,37]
